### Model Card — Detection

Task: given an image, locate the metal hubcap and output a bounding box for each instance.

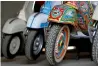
[9,36,20,54]
[33,34,43,55]
[93,24,98,36]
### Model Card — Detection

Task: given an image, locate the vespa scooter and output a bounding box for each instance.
[2,1,35,59]
[46,1,98,65]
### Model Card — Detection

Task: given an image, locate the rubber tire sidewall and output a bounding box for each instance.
[2,33,23,59]
[92,27,98,64]
[25,29,44,60]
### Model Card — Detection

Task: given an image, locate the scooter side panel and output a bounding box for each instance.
[2,18,26,34]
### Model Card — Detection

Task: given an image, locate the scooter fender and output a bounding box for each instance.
[27,13,49,29]
[92,5,98,20]
[2,18,26,34]
[48,5,77,26]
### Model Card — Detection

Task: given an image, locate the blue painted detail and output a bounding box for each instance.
[27,15,34,27]
[29,17,35,28]
[40,1,52,15]
[64,15,73,19]
[64,9,74,19]
[40,22,49,28]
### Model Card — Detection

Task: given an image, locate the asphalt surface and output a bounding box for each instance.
[1,54,98,66]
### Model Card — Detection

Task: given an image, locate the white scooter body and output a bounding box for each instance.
[2,1,35,34]
[27,13,49,28]
[2,18,26,34]
[92,5,98,20]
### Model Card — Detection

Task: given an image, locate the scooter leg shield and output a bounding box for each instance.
[2,18,26,34]
[27,13,48,28]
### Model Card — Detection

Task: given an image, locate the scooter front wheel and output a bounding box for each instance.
[46,24,70,65]
[25,30,44,60]
[2,33,24,59]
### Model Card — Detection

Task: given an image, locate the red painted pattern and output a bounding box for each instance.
[49,7,64,21]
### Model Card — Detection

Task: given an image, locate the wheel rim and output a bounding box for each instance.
[9,36,20,54]
[54,26,70,62]
[33,34,43,55]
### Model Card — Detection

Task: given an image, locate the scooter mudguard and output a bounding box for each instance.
[27,1,62,29]
[2,18,26,34]
[48,4,77,26]
[27,13,49,29]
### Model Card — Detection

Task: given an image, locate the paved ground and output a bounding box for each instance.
[1,54,98,66]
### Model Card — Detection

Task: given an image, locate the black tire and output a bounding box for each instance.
[92,28,98,64]
[46,24,70,65]
[2,33,24,59]
[25,29,44,60]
